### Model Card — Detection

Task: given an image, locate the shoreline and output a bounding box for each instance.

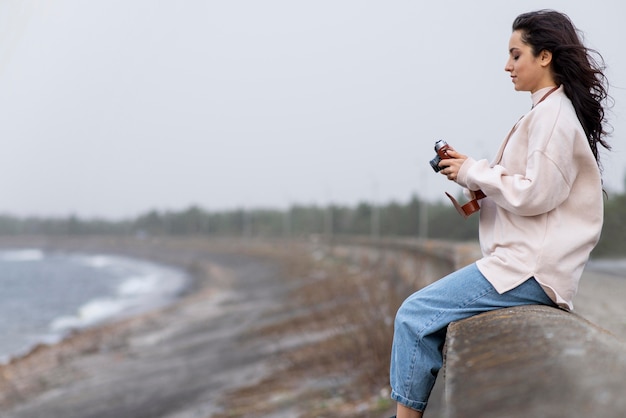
[0,236,288,417]
[0,250,194,366]
[0,236,624,417]
[0,239,203,365]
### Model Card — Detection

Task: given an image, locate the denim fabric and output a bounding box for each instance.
[390,263,556,412]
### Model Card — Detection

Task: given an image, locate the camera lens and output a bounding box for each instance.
[434,140,448,152]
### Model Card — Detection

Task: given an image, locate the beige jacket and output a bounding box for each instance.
[457,86,603,310]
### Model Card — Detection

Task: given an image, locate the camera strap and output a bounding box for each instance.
[445,190,486,219]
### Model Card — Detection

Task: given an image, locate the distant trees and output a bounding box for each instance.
[0,214,131,236]
[0,190,624,257]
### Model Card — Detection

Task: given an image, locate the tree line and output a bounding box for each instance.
[1,191,624,257]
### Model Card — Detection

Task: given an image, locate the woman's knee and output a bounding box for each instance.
[395,292,428,332]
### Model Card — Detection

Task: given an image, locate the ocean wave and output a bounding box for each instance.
[118,274,160,296]
[50,297,135,331]
[0,249,45,262]
[49,256,188,334]
[77,254,119,269]
[0,250,190,363]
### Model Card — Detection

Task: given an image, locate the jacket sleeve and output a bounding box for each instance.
[457,153,572,217]
[457,104,578,217]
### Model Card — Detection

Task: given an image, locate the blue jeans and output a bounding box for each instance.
[390,263,556,412]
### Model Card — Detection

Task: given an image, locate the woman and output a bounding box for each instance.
[390,10,611,418]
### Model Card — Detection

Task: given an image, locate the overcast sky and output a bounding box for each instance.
[1,1,625,219]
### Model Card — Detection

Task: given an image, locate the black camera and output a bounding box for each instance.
[429,140,452,172]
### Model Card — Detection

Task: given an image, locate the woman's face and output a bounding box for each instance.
[505,30,552,93]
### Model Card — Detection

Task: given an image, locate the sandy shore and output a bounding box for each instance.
[0,236,624,418]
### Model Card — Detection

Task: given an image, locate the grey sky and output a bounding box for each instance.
[1,1,625,219]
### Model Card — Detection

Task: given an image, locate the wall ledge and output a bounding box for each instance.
[443,305,626,417]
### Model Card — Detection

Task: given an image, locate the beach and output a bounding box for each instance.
[0,236,301,417]
[0,236,624,417]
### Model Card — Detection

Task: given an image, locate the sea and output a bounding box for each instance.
[0,248,190,364]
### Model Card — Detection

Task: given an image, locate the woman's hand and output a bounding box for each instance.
[438,149,468,182]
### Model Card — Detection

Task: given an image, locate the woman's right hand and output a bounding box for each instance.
[439,149,468,182]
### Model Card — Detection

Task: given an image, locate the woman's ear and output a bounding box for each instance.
[539,49,553,67]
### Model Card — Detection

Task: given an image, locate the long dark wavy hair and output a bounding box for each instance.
[512,10,611,168]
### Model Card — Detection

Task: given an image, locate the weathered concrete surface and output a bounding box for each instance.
[443,305,626,418]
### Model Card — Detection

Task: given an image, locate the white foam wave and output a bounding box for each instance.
[51,298,133,331]
[78,255,117,269]
[49,256,188,334]
[0,249,44,262]
[118,275,159,296]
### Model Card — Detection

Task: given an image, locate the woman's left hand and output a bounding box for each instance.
[438,149,468,182]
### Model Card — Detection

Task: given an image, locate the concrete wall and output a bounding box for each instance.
[445,305,626,418]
